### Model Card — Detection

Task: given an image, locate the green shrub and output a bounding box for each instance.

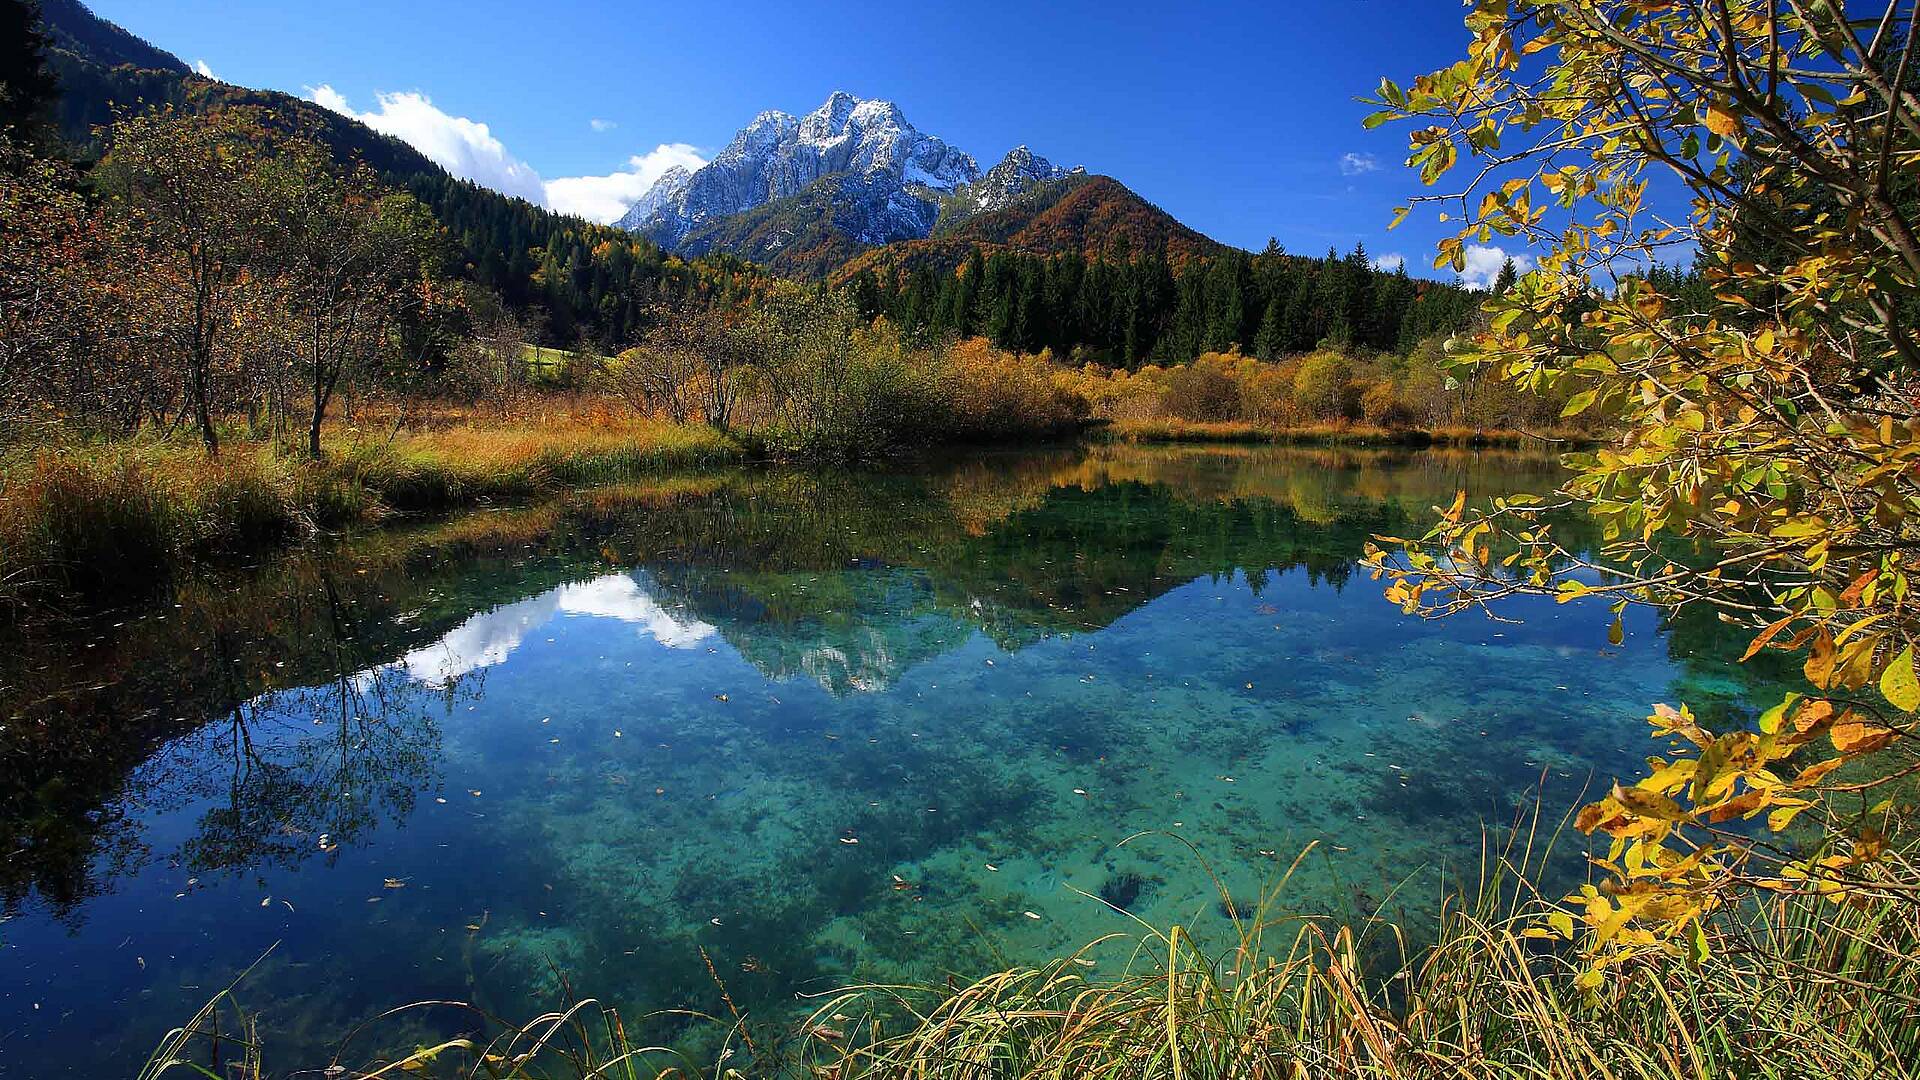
[1291,350,1357,421]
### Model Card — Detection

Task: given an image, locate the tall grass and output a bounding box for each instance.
[345,418,746,509]
[139,828,1920,1079]
[795,838,1920,1079]
[0,420,746,607]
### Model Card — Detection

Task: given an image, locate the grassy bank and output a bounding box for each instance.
[1,412,1559,609]
[0,418,744,605]
[798,857,1920,1078]
[144,839,1920,1078]
[1097,417,1588,449]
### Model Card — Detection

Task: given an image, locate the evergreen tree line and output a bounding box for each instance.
[843,242,1481,366]
[404,171,759,349]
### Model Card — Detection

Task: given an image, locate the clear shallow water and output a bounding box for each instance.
[0,445,1772,1074]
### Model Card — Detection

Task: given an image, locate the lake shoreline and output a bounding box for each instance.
[0,422,1583,613]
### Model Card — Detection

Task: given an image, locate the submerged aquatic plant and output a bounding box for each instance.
[1096,870,1149,913]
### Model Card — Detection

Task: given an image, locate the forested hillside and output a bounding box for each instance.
[31,0,757,348]
[846,242,1478,366]
[24,1,1475,365]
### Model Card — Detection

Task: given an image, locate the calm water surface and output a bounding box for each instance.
[0,445,1769,1074]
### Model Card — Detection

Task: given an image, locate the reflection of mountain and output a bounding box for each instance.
[610,462,1448,693]
[395,572,716,686]
[0,445,1571,911]
[646,563,974,694]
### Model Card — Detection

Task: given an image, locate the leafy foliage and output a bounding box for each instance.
[1365,0,1920,974]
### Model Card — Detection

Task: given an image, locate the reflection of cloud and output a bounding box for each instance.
[395,573,715,686]
[552,575,717,647]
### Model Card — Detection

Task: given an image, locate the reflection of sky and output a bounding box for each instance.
[395,573,716,686]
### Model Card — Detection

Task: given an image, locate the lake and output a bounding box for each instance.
[0,444,1770,1075]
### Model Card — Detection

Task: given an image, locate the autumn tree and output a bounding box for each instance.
[0,144,92,434]
[1366,0,1920,977]
[98,108,280,454]
[256,142,444,456]
[608,299,753,430]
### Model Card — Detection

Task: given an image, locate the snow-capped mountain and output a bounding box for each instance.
[952,146,1080,217]
[615,164,692,230]
[618,91,999,253]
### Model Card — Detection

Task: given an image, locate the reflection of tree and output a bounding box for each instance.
[0,554,499,921]
[156,575,470,878]
[624,455,1458,690]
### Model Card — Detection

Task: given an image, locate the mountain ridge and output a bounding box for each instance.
[835,174,1227,285]
[620,91,980,249]
[616,93,1227,279]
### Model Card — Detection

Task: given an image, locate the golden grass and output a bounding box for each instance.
[0,417,746,605]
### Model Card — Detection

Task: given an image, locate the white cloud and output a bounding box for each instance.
[1458,244,1534,290]
[305,84,548,205]
[193,59,217,79]
[544,143,706,223]
[307,83,352,114]
[303,85,702,224]
[1339,152,1378,176]
[1370,252,1405,272]
[590,118,618,132]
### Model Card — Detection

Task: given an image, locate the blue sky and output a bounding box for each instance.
[91,0,1530,285]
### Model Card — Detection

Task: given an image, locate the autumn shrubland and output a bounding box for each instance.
[0,415,745,604]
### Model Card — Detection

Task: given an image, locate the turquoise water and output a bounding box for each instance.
[0,445,1764,1074]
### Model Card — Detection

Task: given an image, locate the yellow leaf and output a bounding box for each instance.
[1767,802,1812,832]
[1612,782,1690,822]
[1831,721,1899,755]
[1879,644,1920,712]
[1704,102,1740,136]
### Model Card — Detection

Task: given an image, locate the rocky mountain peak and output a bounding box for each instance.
[620,91,983,250]
[938,146,1081,221]
[614,165,694,231]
